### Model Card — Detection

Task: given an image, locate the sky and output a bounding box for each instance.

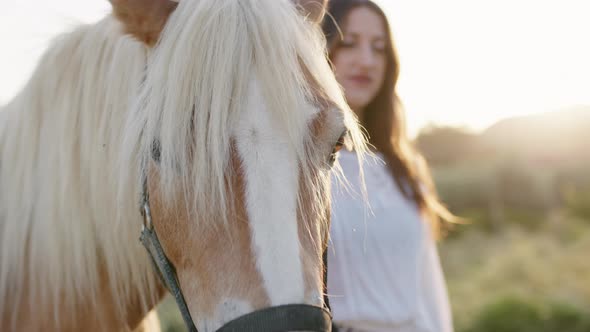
[1,1,589,136]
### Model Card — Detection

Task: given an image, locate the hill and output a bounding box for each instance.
[480,105,590,166]
[416,105,590,167]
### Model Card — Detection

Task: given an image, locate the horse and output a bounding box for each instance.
[0,0,367,331]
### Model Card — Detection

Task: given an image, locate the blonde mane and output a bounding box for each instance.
[0,16,160,327]
[123,0,362,224]
[0,0,366,328]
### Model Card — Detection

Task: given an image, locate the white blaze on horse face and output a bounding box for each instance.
[234,79,307,306]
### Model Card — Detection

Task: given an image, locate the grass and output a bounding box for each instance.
[440,216,590,331]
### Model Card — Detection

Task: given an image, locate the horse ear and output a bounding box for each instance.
[294,0,329,24]
[109,0,178,46]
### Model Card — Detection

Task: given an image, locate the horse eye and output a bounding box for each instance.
[332,132,346,154]
[328,131,347,167]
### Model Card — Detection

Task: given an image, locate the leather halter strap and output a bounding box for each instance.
[216,304,332,332]
[139,197,198,331]
[139,167,332,332]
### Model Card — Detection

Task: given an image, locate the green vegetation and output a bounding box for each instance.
[423,110,590,331]
[462,297,590,332]
[158,296,186,332]
[440,221,590,331]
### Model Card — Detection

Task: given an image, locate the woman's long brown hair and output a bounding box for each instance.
[323,0,455,237]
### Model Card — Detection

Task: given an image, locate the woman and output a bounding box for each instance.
[323,1,455,331]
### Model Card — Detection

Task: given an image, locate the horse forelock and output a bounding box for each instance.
[124,0,336,225]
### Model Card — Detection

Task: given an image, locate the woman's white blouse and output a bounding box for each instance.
[328,151,453,332]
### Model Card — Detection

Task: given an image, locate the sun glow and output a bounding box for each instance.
[373,0,590,136]
[1,1,590,137]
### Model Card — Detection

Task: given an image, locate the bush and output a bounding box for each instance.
[462,296,590,332]
[546,302,590,332]
[433,160,556,233]
[463,297,544,332]
[565,188,590,222]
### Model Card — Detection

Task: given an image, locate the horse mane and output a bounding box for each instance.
[0,17,159,327]
[0,0,366,328]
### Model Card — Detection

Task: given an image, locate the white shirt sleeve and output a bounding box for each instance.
[419,233,454,332]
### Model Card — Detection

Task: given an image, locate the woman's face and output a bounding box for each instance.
[331,6,387,116]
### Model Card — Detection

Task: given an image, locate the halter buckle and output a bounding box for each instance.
[141,200,153,231]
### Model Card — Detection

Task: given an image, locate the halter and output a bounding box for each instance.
[138,160,333,332]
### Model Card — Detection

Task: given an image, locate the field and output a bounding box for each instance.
[441,219,590,331]
[433,150,590,331]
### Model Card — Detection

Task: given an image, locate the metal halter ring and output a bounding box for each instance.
[141,199,153,231]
